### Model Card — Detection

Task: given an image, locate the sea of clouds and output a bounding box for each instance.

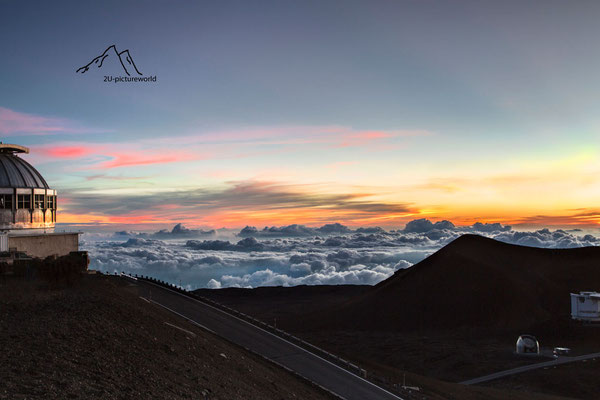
[81,220,599,289]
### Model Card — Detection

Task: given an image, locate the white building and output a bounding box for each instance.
[0,143,80,259]
[570,292,600,322]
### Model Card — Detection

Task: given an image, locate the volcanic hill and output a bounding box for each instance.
[196,234,600,333]
[306,234,600,332]
[195,234,600,399]
[195,234,600,398]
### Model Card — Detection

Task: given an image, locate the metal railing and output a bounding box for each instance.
[118,271,410,397]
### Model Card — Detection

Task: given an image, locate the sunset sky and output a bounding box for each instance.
[1,0,599,230]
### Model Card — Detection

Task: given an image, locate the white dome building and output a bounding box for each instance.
[0,144,79,259]
[0,144,56,230]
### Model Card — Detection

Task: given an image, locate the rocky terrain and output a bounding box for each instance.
[0,274,334,400]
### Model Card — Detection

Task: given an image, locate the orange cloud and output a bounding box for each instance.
[336,129,429,148]
[57,180,419,228]
[337,131,393,147]
[58,212,111,224]
[512,210,600,227]
[57,197,600,230]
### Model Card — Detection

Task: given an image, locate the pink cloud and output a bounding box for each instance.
[45,145,97,159]
[336,129,430,148]
[142,125,431,147]
[85,174,149,181]
[191,125,347,144]
[30,142,202,170]
[25,124,429,172]
[94,151,199,169]
[154,204,182,210]
[0,106,106,136]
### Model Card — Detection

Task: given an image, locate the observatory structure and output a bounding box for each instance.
[515,335,540,355]
[0,144,79,259]
[570,292,600,322]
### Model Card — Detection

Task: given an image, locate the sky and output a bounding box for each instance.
[1,0,599,230]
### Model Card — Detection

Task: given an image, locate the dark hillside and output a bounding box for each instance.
[308,234,600,332]
[194,235,600,398]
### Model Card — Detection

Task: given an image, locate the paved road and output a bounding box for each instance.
[462,352,600,385]
[132,278,403,400]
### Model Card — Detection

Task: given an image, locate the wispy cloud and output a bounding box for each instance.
[0,106,108,136]
[94,151,199,169]
[43,145,98,159]
[336,129,428,148]
[30,123,428,174]
[59,180,417,227]
[85,174,150,182]
[514,209,600,227]
[32,143,202,169]
[57,177,600,229]
[145,125,431,149]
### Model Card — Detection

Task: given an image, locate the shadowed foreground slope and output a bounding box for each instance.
[0,275,333,400]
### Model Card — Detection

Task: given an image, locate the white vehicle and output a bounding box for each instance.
[553,347,570,357]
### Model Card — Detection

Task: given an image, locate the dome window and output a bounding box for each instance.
[0,194,12,209]
[17,194,31,209]
[34,194,45,209]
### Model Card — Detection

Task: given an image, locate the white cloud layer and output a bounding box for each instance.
[82,220,600,289]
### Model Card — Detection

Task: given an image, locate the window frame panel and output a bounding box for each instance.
[17,194,31,209]
[34,194,45,209]
[0,194,12,210]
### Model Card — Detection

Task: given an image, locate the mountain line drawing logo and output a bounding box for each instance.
[76,44,157,83]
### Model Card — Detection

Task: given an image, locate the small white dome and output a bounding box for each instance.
[516,334,539,354]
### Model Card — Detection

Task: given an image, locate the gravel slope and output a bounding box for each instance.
[0,274,335,400]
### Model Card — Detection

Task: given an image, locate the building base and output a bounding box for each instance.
[4,232,80,259]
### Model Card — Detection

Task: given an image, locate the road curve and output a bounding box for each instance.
[133,278,403,400]
[462,352,600,385]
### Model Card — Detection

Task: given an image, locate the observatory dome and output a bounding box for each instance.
[0,144,56,231]
[0,146,49,188]
[516,334,540,354]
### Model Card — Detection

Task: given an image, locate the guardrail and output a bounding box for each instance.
[119,272,408,397]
